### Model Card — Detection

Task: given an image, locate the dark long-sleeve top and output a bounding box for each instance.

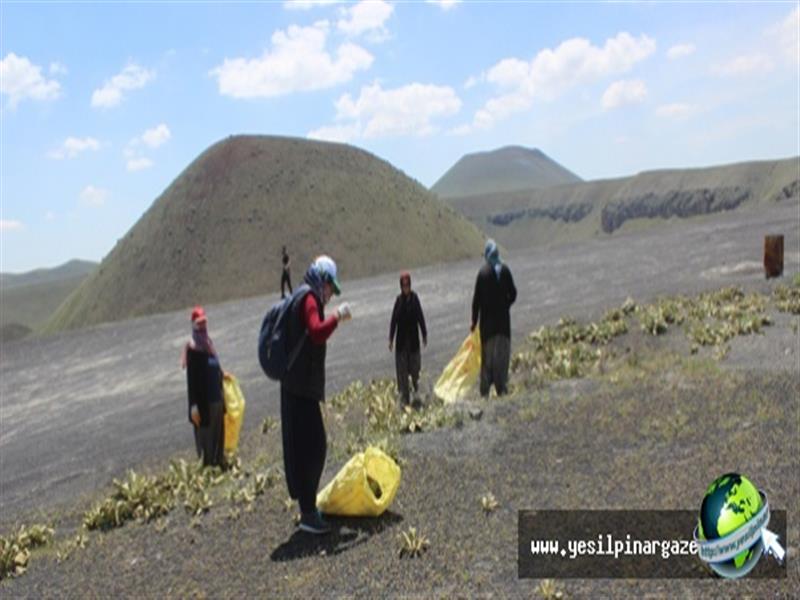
[389,291,427,352]
[282,290,338,401]
[185,347,223,426]
[471,263,517,341]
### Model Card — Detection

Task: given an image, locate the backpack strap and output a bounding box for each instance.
[284,284,312,374]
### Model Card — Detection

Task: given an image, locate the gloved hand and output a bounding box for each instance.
[190,405,201,427]
[336,302,352,322]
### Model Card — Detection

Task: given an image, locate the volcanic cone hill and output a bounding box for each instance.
[431,145,582,199]
[44,135,484,332]
[453,157,800,249]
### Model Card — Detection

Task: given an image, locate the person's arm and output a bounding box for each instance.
[416,294,427,345]
[389,296,400,347]
[303,293,338,345]
[506,267,517,307]
[471,272,481,331]
[186,349,201,426]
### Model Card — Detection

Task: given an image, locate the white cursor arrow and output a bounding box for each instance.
[762,528,785,564]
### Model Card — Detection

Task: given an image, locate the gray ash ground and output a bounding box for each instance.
[1,202,798,597]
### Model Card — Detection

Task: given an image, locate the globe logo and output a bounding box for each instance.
[693,473,785,579]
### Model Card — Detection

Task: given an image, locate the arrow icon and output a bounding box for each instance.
[761,528,785,564]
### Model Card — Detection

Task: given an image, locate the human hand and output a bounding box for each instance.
[190,405,201,427]
[336,302,352,322]
[470,323,476,333]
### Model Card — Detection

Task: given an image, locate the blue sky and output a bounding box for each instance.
[1,1,798,273]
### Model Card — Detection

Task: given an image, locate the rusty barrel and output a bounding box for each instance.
[764,235,784,278]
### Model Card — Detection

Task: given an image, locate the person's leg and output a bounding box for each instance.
[409,350,421,394]
[207,401,225,467]
[303,400,327,513]
[287,270,292,294]
[395,347,410,404]
[494,335,511,396]
[281,271,288,299]
[480,335,494,397]
[280,387,299,500]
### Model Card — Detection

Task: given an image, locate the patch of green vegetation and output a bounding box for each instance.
[83,459,230,531]
[0,524,54,580]
[398,526,430,559]
[774,284,800,314]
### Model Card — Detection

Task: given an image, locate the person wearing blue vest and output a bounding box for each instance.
[280,255,351,534]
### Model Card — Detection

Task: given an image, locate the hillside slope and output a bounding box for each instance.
[453,157,799,248]
[44,136,484,332]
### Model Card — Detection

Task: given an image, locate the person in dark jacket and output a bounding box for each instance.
[281,255,351,535]
[182,306,225,467]
[389,271,427,406]
[471,240,517,397]
[281,245,293,299]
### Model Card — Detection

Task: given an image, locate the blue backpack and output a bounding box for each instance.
[258,284,310,381]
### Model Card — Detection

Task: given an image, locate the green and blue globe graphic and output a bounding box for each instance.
[697,473,764,578]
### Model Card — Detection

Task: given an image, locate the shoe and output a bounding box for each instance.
[298,509,331,534]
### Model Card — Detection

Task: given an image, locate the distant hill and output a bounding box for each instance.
[453,157,799,249]
[431,146,582,199]
[1,259,96,290]
[44,135,485,333]
[1,260,96,341]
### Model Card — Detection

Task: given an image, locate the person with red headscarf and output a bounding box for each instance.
[182,306,225,467]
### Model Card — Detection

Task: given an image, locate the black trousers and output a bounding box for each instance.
[193,401,225,467]
[281,269,293,298]
[395,346,421,404]
[280,387,326,514]
[480,334,511,397]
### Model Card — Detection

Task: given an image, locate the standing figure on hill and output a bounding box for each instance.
[182,306,225,467]
[471,240,517,397]
[280,255,351,534]
[281,245,293,299]
[389,271,427,406]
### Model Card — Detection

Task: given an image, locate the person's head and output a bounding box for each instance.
[484,239,500,266]
[309,255,341,305]
[190,305,208,332]
[399,271,411,296]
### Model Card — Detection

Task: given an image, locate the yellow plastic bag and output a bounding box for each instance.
[222,372,245,454]
[434,329,481,403]
[316,447,401,517]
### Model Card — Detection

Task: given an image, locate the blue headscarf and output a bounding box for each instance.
[484,239,502,280]
[303,264,325,301]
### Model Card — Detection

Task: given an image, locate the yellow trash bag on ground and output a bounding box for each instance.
[434,328,481,403]
[222,372,245,454]
[316,447,401,517]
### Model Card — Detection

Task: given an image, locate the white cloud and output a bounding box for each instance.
[91,63,154,108]
[284,0,341,9]
[426,0,462,10]
[140,123,171,148]
[464,73,484,89]
[211,22,373,98]
[49,61,68,76]
[310,82,461,141]
[601,79,647,110]
[655,103,695,120]
[469,32,656,129]
[126,157,154,172]
[79,185,109,207]
[769,7,799,64]
[45,211,56,221]
[307,123,362,143]
[713,53,774,77]
[337,0,393,41]
[0,53,61,108]
[667,43,695,60]
[0,219,24,231]
[47,136,101,160]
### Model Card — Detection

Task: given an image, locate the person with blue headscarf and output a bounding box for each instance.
[471,239,517,397]
[280,255,351,534]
